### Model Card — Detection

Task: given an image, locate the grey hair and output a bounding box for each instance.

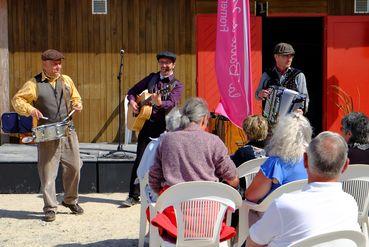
[179,97,209,129]
[341,112,369,145]
[307,131,348,178]
[165,107,181,131]
[266,112,312,163]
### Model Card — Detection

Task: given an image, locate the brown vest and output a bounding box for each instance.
[34,73,71,125]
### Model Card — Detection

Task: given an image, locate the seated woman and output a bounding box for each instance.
[149,97,239,192]
[341,112,369,164]
[245,112,312,203]
[149,97,239,241]
[231,114,268,167]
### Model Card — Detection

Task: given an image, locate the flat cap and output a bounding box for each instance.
[273,43,295,55]
[41,49,64,61]
[156,51,176,62]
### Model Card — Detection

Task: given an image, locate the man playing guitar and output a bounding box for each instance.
[122,51,184,207]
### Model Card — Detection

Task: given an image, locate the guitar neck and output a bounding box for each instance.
[140,87,169,106]
[141,95,153,106]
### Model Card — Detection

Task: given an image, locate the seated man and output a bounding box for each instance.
[247,131,360,247]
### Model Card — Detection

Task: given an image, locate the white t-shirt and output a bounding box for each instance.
[249,182,360,247]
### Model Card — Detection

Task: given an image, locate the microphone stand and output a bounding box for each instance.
[117,49,124,152]
[103,50,135,158]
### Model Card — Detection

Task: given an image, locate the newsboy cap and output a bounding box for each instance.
[41,49,64,61]
[273,43,295,55]
[156,51,176,62]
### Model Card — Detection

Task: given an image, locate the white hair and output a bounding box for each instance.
[307,131,348,178]
[266,112,312,163]
[165,107,181,131]
[179,97,209,129]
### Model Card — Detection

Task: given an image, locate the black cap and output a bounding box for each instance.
[156,51,176,62]
[41,49,64,61]
[273,43,295,55]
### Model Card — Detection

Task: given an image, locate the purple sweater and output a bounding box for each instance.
[127,72,183,120]
[149,124,238,193]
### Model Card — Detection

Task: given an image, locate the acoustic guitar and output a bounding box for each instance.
[127,86,170,132]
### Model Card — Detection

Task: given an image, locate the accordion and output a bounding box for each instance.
[263,86,306,124]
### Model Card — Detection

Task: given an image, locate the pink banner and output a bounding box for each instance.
[215,0,252,128]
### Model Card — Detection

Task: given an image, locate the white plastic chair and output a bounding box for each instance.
[237,179,308,247]
[124,95,132,145]
[237,157,268,189]
[289,230,366,247]
[138,173,150,247]
[149,181,243,247]
[340,164,369,242]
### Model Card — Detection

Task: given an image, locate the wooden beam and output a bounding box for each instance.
[0,0,9,144]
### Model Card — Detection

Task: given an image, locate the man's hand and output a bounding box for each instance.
[258,89,271,100]
[73,103,83,112]
[152,93,162,107]
[129,99,139,114]
[30,108,44,120]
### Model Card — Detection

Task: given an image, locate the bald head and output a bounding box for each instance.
[307,131,348,179]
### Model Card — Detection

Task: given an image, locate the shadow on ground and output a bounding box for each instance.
[75,195,122,206]
[56,239,138,247]
[53,194,123,206]
[0,209,44,220]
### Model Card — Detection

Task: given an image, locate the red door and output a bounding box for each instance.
[325,16,369,131]
[196,14,263,114]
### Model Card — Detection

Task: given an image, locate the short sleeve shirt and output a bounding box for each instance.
[260,156,307,194]
[249,182,360,247]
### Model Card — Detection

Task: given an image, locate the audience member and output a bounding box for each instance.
[148,97,239,242]
[246,131,360,247]
[149,97,239,192]
[245,112,312,202]
[341,112,369,164]
[136,107,181,202]
[231,115,268,167]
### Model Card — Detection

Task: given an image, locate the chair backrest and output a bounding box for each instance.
[256,179,308,212]
[289,230,366,247]
[153,181,243,247]
[237,157,268,188]
[340,165,369,223]
[124,95,132,145]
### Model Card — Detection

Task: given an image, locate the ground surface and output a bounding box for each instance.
[0,193,141,247]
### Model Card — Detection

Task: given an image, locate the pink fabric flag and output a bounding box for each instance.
[215,0,253,128]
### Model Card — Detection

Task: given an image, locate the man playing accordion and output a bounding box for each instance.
[255,43,309,123]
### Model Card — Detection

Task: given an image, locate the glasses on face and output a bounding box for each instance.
[158,61,173,65]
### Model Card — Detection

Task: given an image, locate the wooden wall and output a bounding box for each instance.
[196,0,357,15]
[8,0,196,143]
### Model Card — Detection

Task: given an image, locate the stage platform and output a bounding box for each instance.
[0,143,137,194]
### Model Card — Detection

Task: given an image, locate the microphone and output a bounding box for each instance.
[120,49,125,55]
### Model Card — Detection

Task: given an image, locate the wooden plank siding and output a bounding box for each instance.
[195,0,356,15]
[7,0,196,142]
[0,0,10,144]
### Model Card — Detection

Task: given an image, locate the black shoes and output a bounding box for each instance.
[121,197,140,208]
[62,201,84,214]
[44,211,56,222]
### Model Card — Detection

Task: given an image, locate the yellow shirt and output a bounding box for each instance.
[12,72,82,117]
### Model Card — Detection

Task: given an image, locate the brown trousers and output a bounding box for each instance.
[37,130,82,212]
